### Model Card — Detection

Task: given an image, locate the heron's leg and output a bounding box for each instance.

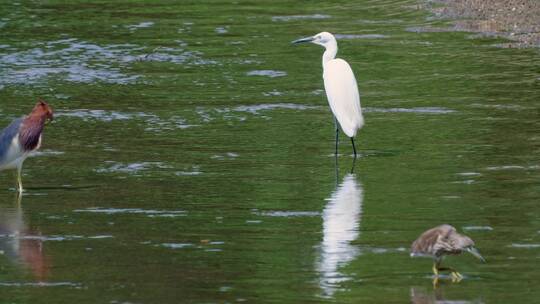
[448,267,463,281]
[431,261,440,287]
[16,164,23,193]
[334,118,339,155]
[351,137,357,158]
[16,191,22,205]
[432,261,439,277]
[432,276,439,288]
[437,267,463,282]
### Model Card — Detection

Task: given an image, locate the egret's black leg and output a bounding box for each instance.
[334,152,339,187]
[351,137,357,158]
[350,156,357,174]
[334,118,339,155]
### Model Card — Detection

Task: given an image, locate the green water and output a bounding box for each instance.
[1,0,539,303]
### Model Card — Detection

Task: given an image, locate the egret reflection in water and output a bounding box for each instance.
[316,172,363,297]
[0,195,49,280]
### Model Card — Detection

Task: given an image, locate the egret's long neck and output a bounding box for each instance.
[322,41,338,66]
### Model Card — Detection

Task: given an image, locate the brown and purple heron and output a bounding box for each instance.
[0,100,53,193]
[411,224,485,282]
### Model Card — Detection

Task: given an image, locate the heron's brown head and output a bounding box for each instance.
[32,99,54,122]
[458,235,475,248]
[459,235,485,262]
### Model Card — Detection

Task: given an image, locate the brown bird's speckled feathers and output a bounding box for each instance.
[19,100,53,152]
[411,224,474,258]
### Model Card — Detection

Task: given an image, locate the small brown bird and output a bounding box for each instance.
[411,224,485,281]
[0,100,54,193]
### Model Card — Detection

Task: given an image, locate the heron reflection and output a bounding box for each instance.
[410,287,481,304]
[316,172,363,297]
[0,195,49,280]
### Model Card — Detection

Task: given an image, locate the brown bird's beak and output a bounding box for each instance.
[467,247,486,263]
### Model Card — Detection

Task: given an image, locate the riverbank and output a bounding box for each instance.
[425,0,540,48]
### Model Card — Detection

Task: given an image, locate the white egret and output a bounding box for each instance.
[293,32,364,157]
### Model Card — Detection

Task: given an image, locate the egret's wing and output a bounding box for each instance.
[323,59,363,137]
[0,118,24,166]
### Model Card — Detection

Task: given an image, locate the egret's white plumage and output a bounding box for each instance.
[293,32,363,156]
[323,59,363,137]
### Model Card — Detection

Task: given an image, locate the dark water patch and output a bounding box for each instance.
[0,282,81,287]
[262,90,283,97]
[125,21,154,31]
[234,103,319,115]
[29,150,65,157]
[57,110,198,131]
[405,26,464,33]
[142,47,217,65]
[215,26,229,34]
[271,14,331,22]
[509,244,540,249]
[73,207,186,217]
[0,39,142,85]
[246,70,287,78]
[335,34,389,39]
[358,19,404,24]
[56,109,140,121]
[451,179,476,185]
[0,38,216,86]
[362,247,407,254]
[211,152,239,160]
[175,165,202,176]
[469,103,531,111]
[456,172,481,176]
[0,234,114,241]
[95,161,172,175]
[485,165,539,171]
[143,115,199,131]
[256,210,320,217]
[463,226,493,231]
[191,103,319,123]
[365,107,455,114]
[159,243,194,249]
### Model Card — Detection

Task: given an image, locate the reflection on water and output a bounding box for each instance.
[410,287,483,304]
[316,172,363,297]
[0,37,216,85]
[0,196,49,281]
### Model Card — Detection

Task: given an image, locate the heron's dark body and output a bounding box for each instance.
[411,224,473,260]
[19,114,45,151]
[0,118,23,162]
[0,100,53,192]
[0,116,44,163]
[411,224,484,282]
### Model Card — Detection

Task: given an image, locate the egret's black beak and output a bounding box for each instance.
[292,36,314,44]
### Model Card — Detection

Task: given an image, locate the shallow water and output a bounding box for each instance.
[0,0,539,303]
